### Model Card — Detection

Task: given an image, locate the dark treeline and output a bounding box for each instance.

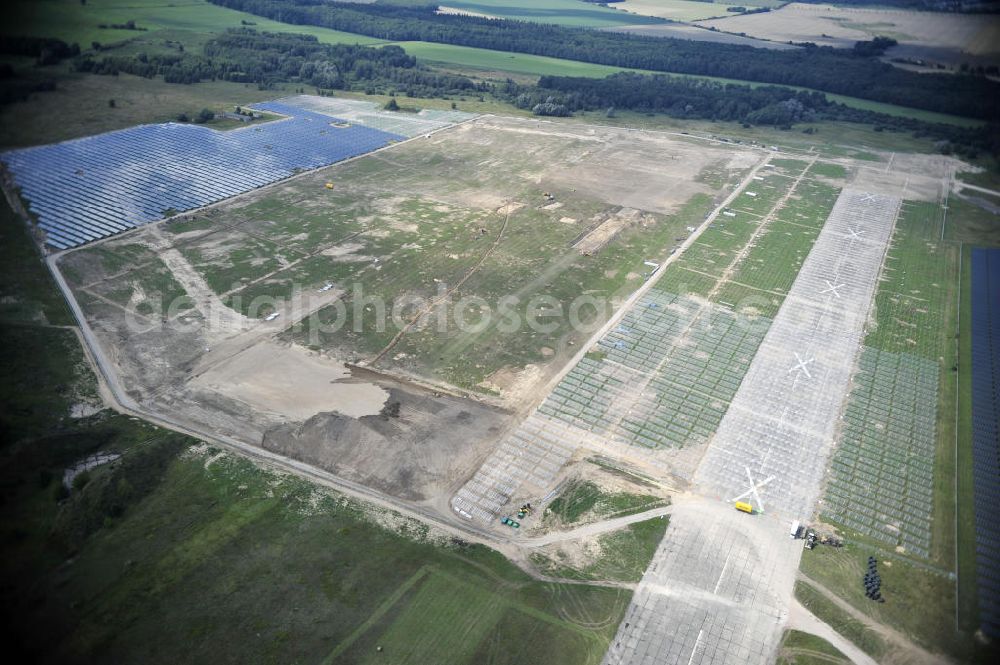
[206,0,999,121]
[73,29,482,96]
[793,0,999,11]
[0,35,80,65]
[512,73,997,159]
[0,36,79,104]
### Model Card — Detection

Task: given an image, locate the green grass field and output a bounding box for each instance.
[396,41,658,79]
[793,582,889,660]
[800,545,962,658]
[5,0,385,48]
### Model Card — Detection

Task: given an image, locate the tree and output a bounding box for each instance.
[384,97,399,111]
[108,98,115,108]
[176,112,189,122]
[196,108,215,123]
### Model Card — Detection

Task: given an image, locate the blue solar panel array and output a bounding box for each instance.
[0,101,405,250]
[971,247,1000,639]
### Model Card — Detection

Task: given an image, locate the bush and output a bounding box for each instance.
[195,108,215,123]
[72,470,91,491]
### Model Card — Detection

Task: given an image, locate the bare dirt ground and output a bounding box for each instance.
[262,384,508,501]
[190,341,389,420]
[574,208,651,255]
[845,153,953,202]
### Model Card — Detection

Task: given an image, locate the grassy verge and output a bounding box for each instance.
[776,630,850,665]
[545,479,667,525]
[956,243,978,633]
[531,517,668,583]
[0,197,71,324]
[794,581,889,661]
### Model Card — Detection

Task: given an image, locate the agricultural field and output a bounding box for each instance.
[700,2,1000,69]
[430,0,664,26]
[5,0,385,50]
[609,22,797,50]
[616,0,745,22]
[394,41,659,79]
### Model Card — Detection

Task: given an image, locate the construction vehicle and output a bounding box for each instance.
[516,503,533,519]
[734,501,753,514]
[324,182,334,189]
[794,524,842,549]
[500,517,520,529]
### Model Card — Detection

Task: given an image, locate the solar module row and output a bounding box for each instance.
[970,247,1000,639]
[1,99,407,250]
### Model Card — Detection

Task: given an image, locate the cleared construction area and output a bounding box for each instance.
[696,190,900,519]
[605,188,901,665]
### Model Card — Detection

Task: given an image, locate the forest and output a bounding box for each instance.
[522,73,996,158]
[206,0,1000,121]
[72,29,482,96]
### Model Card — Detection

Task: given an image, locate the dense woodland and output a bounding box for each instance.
[207,0,1000,121]
[525,73,996,158]
[73,29,482,96]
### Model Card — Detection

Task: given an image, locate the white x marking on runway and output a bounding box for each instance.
[729,466,776,513]
[787,352,815,379]
[820,280,846,298]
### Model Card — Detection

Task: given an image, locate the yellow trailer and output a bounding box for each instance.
[734,501,753,514]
